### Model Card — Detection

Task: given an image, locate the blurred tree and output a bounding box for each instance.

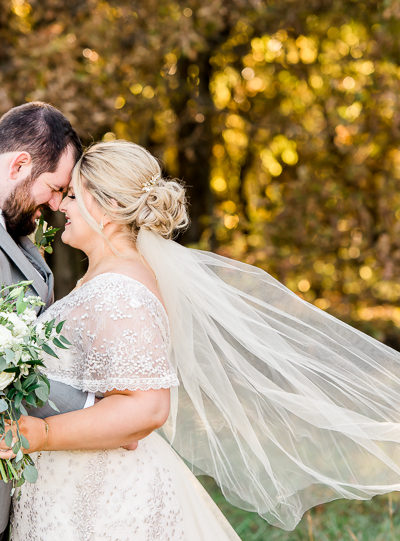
[1,0,400,348]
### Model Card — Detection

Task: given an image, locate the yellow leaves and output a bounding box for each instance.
[313,261,335,276]
[224,215,239,229]
[210,70,238,109]
[102,132,116,142]
[211,176,227,193]
[260,135,299,177]
[241,67,254,80]
[221,201,237,213]
[83,48,99,62]
[212,144,225,158]
[298,279,311,292]
[260,150,282,176]
[314,298,331,310]
[359,266,373,280]
[114,96,125,109]
[309,74,324,89]
[251,36,283,63]
[281,148,298,166]
[342,76,356,90]
[12,0,31,17]
[296,36,318,64]
[265,183,282,204]
[223,129,248,150]
[163,147,178,174]
[142,86,155,99]
[338,102,362,121]
[357,306,400,326]
[246,77,265,93]
[335,124,357,145]
[129,83,142,95]
[226,114,245,130]
[354,60,374,75]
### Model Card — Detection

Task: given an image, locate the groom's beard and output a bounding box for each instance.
[2,175,42,239]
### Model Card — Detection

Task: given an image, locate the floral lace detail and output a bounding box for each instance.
[37,273,179,393]
[11,436,186,541]
[72,451,107,541]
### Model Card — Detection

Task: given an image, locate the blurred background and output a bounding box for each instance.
[2,0,400,538]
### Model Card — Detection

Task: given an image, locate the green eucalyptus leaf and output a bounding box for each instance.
[8,287,24,300]
[34,386,48,402]
[59,335,71,346]
[24,394,37,407]
[22,374,37,389]
[47,399,59,412]
[12,441,21,454]
[56,321,65,334]
[34,220,44,245]
[14,393,23,410]
[22,464,38,483]
[16,299,28,315]
[5,430,13,447]
[0,400,8,413]
[52,337,68,349]
[20,434,29,449]
[19,403,28,416]
[41,344,58,359]
[15,449,23,463]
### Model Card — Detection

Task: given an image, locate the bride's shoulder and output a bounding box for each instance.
[84,271,167,317]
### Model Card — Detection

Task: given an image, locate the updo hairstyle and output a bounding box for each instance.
[71,140,189,241]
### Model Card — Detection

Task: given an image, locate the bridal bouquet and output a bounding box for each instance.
[0,281,69,488]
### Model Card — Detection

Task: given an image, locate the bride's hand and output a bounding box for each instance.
[0,416,48,458]
[122,440,139,450]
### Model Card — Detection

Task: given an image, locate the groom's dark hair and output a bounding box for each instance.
[0,101,82,178]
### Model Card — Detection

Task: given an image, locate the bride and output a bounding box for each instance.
[4,139,400,538]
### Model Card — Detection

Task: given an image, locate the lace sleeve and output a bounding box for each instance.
[67,276,179,393]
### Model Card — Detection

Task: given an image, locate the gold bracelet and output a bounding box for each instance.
[43,419,49,449]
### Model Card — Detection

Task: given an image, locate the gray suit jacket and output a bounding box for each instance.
[0,226,88,535]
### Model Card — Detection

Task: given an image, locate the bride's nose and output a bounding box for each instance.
[59,197,67,214]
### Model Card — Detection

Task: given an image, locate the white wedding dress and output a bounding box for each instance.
[10,273,241,541]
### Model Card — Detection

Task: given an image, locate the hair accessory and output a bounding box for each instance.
[141,172,161,192]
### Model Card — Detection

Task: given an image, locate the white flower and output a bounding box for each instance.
[35,323,46,341]
[0,326,16,349]
[19,364,29,377]
[0,371,15,390]
[20,308,37,325]
[0,312,29,339]
[21,352,31,363]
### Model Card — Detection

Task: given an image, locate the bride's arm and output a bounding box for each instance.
[0,388,170,454]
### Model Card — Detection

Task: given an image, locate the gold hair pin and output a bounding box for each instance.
[142,173,161,192]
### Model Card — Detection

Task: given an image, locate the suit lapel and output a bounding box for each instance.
[0,227,49,303]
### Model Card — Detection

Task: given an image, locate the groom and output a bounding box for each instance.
[0,102,94,540]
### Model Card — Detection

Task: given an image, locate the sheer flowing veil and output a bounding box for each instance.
[137,227,400,530]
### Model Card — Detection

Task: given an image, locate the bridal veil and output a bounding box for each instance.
[137,227,400,530]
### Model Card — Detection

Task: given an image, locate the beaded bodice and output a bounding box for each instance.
[37,272,179,393]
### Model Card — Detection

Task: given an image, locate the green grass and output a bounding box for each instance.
[198,476,400,541]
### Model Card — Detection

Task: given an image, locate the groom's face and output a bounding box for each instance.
[3,145,76,238]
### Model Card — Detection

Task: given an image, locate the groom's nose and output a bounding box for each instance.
[48,192,64,211]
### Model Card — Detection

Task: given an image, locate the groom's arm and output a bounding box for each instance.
[28,380,94,419]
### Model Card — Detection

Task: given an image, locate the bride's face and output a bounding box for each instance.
[59,181,105,252]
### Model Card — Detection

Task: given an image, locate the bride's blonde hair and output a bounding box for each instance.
[71,140,189,241]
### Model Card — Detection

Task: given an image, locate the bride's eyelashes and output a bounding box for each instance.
[67,194,76,199]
